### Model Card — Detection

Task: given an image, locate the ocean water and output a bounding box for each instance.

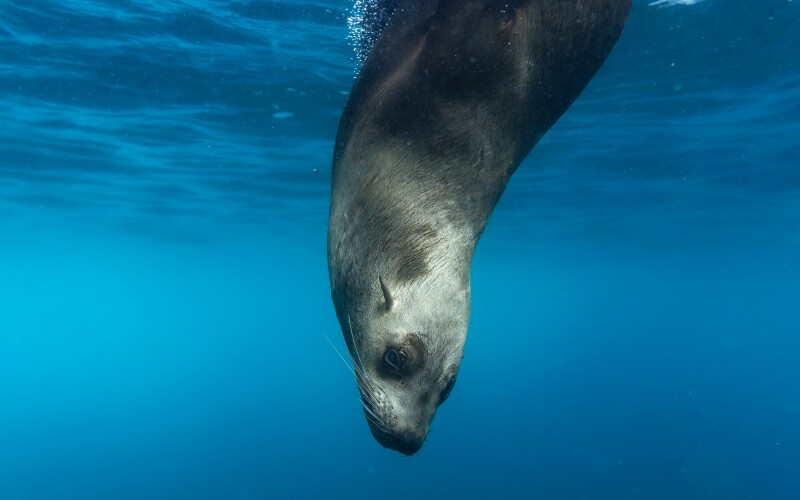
[1,0,798,498]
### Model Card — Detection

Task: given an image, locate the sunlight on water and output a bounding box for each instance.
[649,0,707,7]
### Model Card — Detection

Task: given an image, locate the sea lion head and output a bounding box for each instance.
[327,138,476,455]
[331,247,470,455]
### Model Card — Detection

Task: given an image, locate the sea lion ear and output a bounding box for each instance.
[379,276,395,311]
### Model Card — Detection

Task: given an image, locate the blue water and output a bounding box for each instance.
[1,1,798,498]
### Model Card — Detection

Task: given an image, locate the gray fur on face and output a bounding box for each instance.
[329,0,632,455]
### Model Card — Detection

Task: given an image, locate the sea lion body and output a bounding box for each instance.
[328,0,631,455]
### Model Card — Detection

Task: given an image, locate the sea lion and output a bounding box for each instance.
[328,0,631,455]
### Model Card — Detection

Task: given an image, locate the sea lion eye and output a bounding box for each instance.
[384,348,405,372]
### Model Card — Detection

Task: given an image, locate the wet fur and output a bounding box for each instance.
[329,0,632,454]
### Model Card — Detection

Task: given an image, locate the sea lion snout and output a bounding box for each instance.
[369,422,427,456]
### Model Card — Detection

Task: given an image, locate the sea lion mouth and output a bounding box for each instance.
[361,394,432,456]
[368,422,426,456]
[361,389,430,456]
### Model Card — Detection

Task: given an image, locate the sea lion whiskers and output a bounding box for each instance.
[323,332,390,434]
[361,397,382,425]
[323,332,356,378]
[347,314,376,390]
[323,332,386,430]
[347,314,387,416]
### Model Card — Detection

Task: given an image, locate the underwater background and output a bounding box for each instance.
[1,0,798,498]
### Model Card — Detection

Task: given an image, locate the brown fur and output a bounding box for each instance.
[328,0,632,455]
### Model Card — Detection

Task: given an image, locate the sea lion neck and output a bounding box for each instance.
[328,0,633,455]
